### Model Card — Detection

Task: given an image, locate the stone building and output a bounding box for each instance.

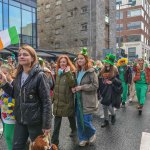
[37,0,116,59]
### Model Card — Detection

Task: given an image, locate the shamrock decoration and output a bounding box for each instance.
[80,47,88,56]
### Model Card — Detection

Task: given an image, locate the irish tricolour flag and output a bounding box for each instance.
[0,26,19,50]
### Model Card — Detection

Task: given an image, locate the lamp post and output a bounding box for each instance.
[117,2,134,53]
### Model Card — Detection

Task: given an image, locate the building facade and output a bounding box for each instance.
[116,0,150,62]
[0,0,37,48]
[37,0,116,59]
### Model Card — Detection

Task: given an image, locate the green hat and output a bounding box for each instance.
[38,57,44,65]
[103,53,116,66]
[80,47,88,56]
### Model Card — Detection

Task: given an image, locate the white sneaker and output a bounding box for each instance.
[89,134,96,144]
[79,140,88,147]
[128,98,132,103]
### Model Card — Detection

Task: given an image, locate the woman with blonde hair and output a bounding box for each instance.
[0,64,15,150]
[0,45,52,149]
[51,55,77,147]
[72,48,98,147]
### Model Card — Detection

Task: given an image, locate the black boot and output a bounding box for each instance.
[111,115,116,125]
[101,120,109,128]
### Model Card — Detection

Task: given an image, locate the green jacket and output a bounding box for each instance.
[53,71,75,117]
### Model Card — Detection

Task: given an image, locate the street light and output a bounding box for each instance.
[117,2,134,53]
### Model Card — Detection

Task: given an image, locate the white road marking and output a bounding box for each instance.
[140,132,150,150]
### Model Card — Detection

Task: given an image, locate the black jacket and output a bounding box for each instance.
[118,65,132,84]
[2,64,52,129]
[99,76,123,108]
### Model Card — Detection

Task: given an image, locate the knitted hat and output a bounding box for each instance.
[102,53,116,66]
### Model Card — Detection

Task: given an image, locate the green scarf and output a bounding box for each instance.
[76,92,84,130]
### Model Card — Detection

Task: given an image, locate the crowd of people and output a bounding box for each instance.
[0,44,150,150]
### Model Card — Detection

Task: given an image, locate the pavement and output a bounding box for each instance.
[1,94,150,150]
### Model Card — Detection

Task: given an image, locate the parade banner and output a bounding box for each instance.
[0,26,19,50]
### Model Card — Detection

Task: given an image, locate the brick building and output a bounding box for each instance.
[37,0,116,59]
[116,0,150,62]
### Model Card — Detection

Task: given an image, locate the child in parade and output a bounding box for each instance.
[117,58,132,107]
[51,55,77,147]
[0,45,52,149]
[72,48,98,147]
[0,64,15,150]
[133,58,150,115]
[99,54,122,127]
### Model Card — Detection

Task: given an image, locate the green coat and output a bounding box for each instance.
[53,71,75,117]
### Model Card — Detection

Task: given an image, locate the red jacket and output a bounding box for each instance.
[133,65,150,84]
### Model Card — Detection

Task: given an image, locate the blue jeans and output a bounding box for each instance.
[76,109,96,141]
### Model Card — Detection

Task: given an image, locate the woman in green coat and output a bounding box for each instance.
[51,55,77,147]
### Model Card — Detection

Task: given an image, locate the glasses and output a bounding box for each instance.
[138,59,143,62]
[120,61,125,63]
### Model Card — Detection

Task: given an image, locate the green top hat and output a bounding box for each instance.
[103,53,116,66]
[80,47,88,56]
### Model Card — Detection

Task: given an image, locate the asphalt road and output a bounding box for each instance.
[1,94,150,150]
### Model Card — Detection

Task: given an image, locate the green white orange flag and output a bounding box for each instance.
[0,26,19,50]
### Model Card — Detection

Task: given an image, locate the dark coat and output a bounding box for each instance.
[99,76,122,108]
[118,65,132,84]
[53,71,76,117]
[2,64,52,129]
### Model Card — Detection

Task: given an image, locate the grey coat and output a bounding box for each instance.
[78,68,99,114]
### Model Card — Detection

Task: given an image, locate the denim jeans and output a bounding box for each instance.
[12,122,43,150]
[76,109,96,141]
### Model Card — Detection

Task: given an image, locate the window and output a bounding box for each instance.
[116,0,122,5]
[3,3,9,29]
[37,7,40,12]
[127,21,141,30]
[105,16,109,24]
[55,28,61,35]
[67,10,73,17]
[127,35,141,42]
[9,5,21,34]
[45,17,50,23]
[56,14,61,20]
[55,42,60,49]
[116,11,123,19]
[81,6,88,13]
[0,1,2,30]
[81,23,88,31]
[45,4,50,9]
[116,24,123,31]
[127,9,141,17]
[128,47,136,60]
[56,0,62,6]
[22,4,32,11]
[81,39,88,46]
[128,0,136,5]
[116,37,123,43]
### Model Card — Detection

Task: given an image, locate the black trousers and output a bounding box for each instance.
[51,116,76,145]
[12,122,43,150]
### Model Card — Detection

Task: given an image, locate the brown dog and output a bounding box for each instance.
[31,134,58,150]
